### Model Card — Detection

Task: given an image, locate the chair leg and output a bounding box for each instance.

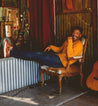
[80,65,83,87]
[64,77,67,83]
[59,75,63,94]
[80,72,83,87]
[41,69,44,86]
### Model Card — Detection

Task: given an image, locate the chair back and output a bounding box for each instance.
[79,37,88,63]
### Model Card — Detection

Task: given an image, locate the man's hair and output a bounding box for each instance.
[72,26,83,33]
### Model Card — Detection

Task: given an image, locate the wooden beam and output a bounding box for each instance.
[92,0,97,53]
[27,0,30,26]
[97,0,98,48]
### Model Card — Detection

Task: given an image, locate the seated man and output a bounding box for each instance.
[4,26,83,68]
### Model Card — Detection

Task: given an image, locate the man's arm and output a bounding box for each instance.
[44,40,67,53]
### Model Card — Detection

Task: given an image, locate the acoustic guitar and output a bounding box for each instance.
[86,61,98,91]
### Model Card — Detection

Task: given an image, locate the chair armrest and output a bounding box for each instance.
[68,56,82,61]
[73,56,82,59]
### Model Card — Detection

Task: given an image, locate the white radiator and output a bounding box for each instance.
[0,57,50,94]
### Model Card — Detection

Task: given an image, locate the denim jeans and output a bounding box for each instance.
[10,48,63,67]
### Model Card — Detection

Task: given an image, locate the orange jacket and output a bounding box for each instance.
[50,38,83,67]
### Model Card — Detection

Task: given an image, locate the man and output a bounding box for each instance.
[4,26,83,68]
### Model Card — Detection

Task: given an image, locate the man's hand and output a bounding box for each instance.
[68,36,72,40]
[44,46,51,52]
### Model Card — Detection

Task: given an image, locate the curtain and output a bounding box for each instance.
[29,0,55,51]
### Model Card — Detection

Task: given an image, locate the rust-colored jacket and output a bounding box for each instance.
[50,38,83,67]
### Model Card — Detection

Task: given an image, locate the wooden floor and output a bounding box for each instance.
[61,91,98,106]
[0,76,98,106]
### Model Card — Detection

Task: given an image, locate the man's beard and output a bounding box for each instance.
[72,35,79,42]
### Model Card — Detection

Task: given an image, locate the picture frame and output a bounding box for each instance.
[2,0,18,8]
[62,0,83,13]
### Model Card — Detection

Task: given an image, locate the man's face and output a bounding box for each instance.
[72,29,82,41]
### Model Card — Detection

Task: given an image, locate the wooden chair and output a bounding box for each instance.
[40,37,88,94]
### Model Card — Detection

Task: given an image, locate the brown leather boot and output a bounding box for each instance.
[3,39,12,57]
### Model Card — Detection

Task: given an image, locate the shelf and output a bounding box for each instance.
[0,21,13,22]
[56,9,92,15]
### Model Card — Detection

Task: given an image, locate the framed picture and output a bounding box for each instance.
[61,0,92,13]
[62,0,83,13]
[2,0,18,8]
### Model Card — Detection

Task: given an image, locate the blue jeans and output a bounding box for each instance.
[10,48,63,67]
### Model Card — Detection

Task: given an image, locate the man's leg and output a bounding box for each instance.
[10,48,63,68]
[4,39,63,67]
